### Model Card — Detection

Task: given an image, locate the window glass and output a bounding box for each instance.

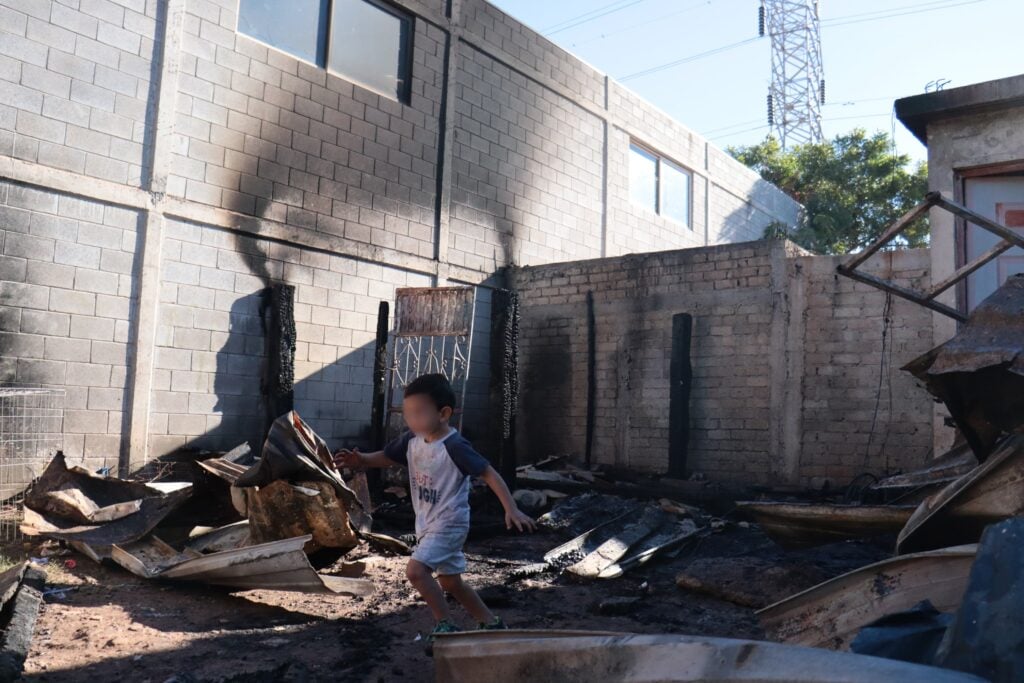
[238,0,328,66]
[629,143,658,213]
[661,160,691,226]
[329,0,413,102]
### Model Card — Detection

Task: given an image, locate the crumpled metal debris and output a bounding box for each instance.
[904,274,1024,460]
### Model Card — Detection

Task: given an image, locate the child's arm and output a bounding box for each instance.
[332,448,396,470]
[480,466,537,533]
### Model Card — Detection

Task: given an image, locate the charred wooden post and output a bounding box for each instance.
[669,313,693,479]
[369,301,390,493]
[490,289,520,488]
[260,283,296,436]
[585,290,596,468]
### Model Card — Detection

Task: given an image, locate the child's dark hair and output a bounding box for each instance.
[404,373,457,410]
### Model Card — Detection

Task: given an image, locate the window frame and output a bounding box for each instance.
[628,140,693,229]
[235,0,415,104]
[659,157,691,228]
[325,0,414,105]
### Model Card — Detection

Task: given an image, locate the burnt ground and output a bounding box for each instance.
[11,516,891,683]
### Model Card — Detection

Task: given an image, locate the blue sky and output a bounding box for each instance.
[488,0,1023,165]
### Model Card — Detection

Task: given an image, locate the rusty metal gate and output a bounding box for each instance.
[384,287,476,436]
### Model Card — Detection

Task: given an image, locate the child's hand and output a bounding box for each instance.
[332,448,363,470]
[505,507,536,533]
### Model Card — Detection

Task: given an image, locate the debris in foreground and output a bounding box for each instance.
[870,442,977,492]
[676,557,829,609]
[21,411,385,596]
[735,501,916,549]
[0,562,45,681]
[432,630,987,683]
[897,433,1024,554]
[935,517,1024,683]
[20,452,192,557]
[850,600,953,666]
[537,499,699,580]
[757,545,976,650]
[111,534,372,596]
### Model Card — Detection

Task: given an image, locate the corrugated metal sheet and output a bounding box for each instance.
[394,287,474,337]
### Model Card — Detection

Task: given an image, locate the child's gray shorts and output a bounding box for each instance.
[412,529,468,576]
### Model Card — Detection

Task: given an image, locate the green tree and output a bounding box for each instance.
[729,130,929,255]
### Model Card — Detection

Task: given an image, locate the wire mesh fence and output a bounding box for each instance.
[0,385,64,543]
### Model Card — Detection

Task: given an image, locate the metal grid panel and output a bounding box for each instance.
[0,385,64,542]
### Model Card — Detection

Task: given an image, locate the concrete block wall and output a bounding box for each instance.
[511,241,936,487]
[0,0,800,472]
[511,241,779,481]
[0,0,158,186]
[449,44,604,270]
[151,218,432,458]
[169,0,443,258]
[794,248,934,483]
[0,178,138,471]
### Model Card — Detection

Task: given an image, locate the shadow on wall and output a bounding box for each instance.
[159,209,500,461]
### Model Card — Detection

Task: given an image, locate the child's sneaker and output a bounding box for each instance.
[424,619,459,656]
[477,616,508,630]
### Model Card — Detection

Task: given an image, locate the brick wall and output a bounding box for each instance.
[511,241,936,487]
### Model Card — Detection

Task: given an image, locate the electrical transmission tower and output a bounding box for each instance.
[760,0,824,148]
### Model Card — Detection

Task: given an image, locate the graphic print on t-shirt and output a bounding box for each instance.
[413,470,439,505]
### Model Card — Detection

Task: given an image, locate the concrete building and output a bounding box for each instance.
[0,0,800,472]
[896,72,1024,453]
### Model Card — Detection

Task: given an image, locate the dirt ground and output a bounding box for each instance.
[12,517,890,683]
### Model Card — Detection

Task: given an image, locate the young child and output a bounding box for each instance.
[333,373,535,652]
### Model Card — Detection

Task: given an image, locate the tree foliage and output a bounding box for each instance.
[729,130,929,255]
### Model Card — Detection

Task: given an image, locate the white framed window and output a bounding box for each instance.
[237,0,413,103]
[628,142,692,228]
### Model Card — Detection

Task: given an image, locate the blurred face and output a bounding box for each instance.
[402,393,453,437]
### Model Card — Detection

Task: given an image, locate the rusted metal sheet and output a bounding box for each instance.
[245,480,359,554]
[394,287,474,337]
[736,502,916,548]
[904,274,1024,460]
[757,545,976,651]
[433,630,987,683]
[897,434,1024,554]
[111,534,373,596]
[234,411,361,511]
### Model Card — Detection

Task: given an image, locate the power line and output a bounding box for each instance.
[705,95,905,136]
[707,111,897,141]
[569,0,713,48]
[542,0,632,32]
[620,37,760,82]
[703,117,766,136]
[543,0,655,36]
[824,0,988,27]
[616,0,992,83]
[709,123,771,141]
